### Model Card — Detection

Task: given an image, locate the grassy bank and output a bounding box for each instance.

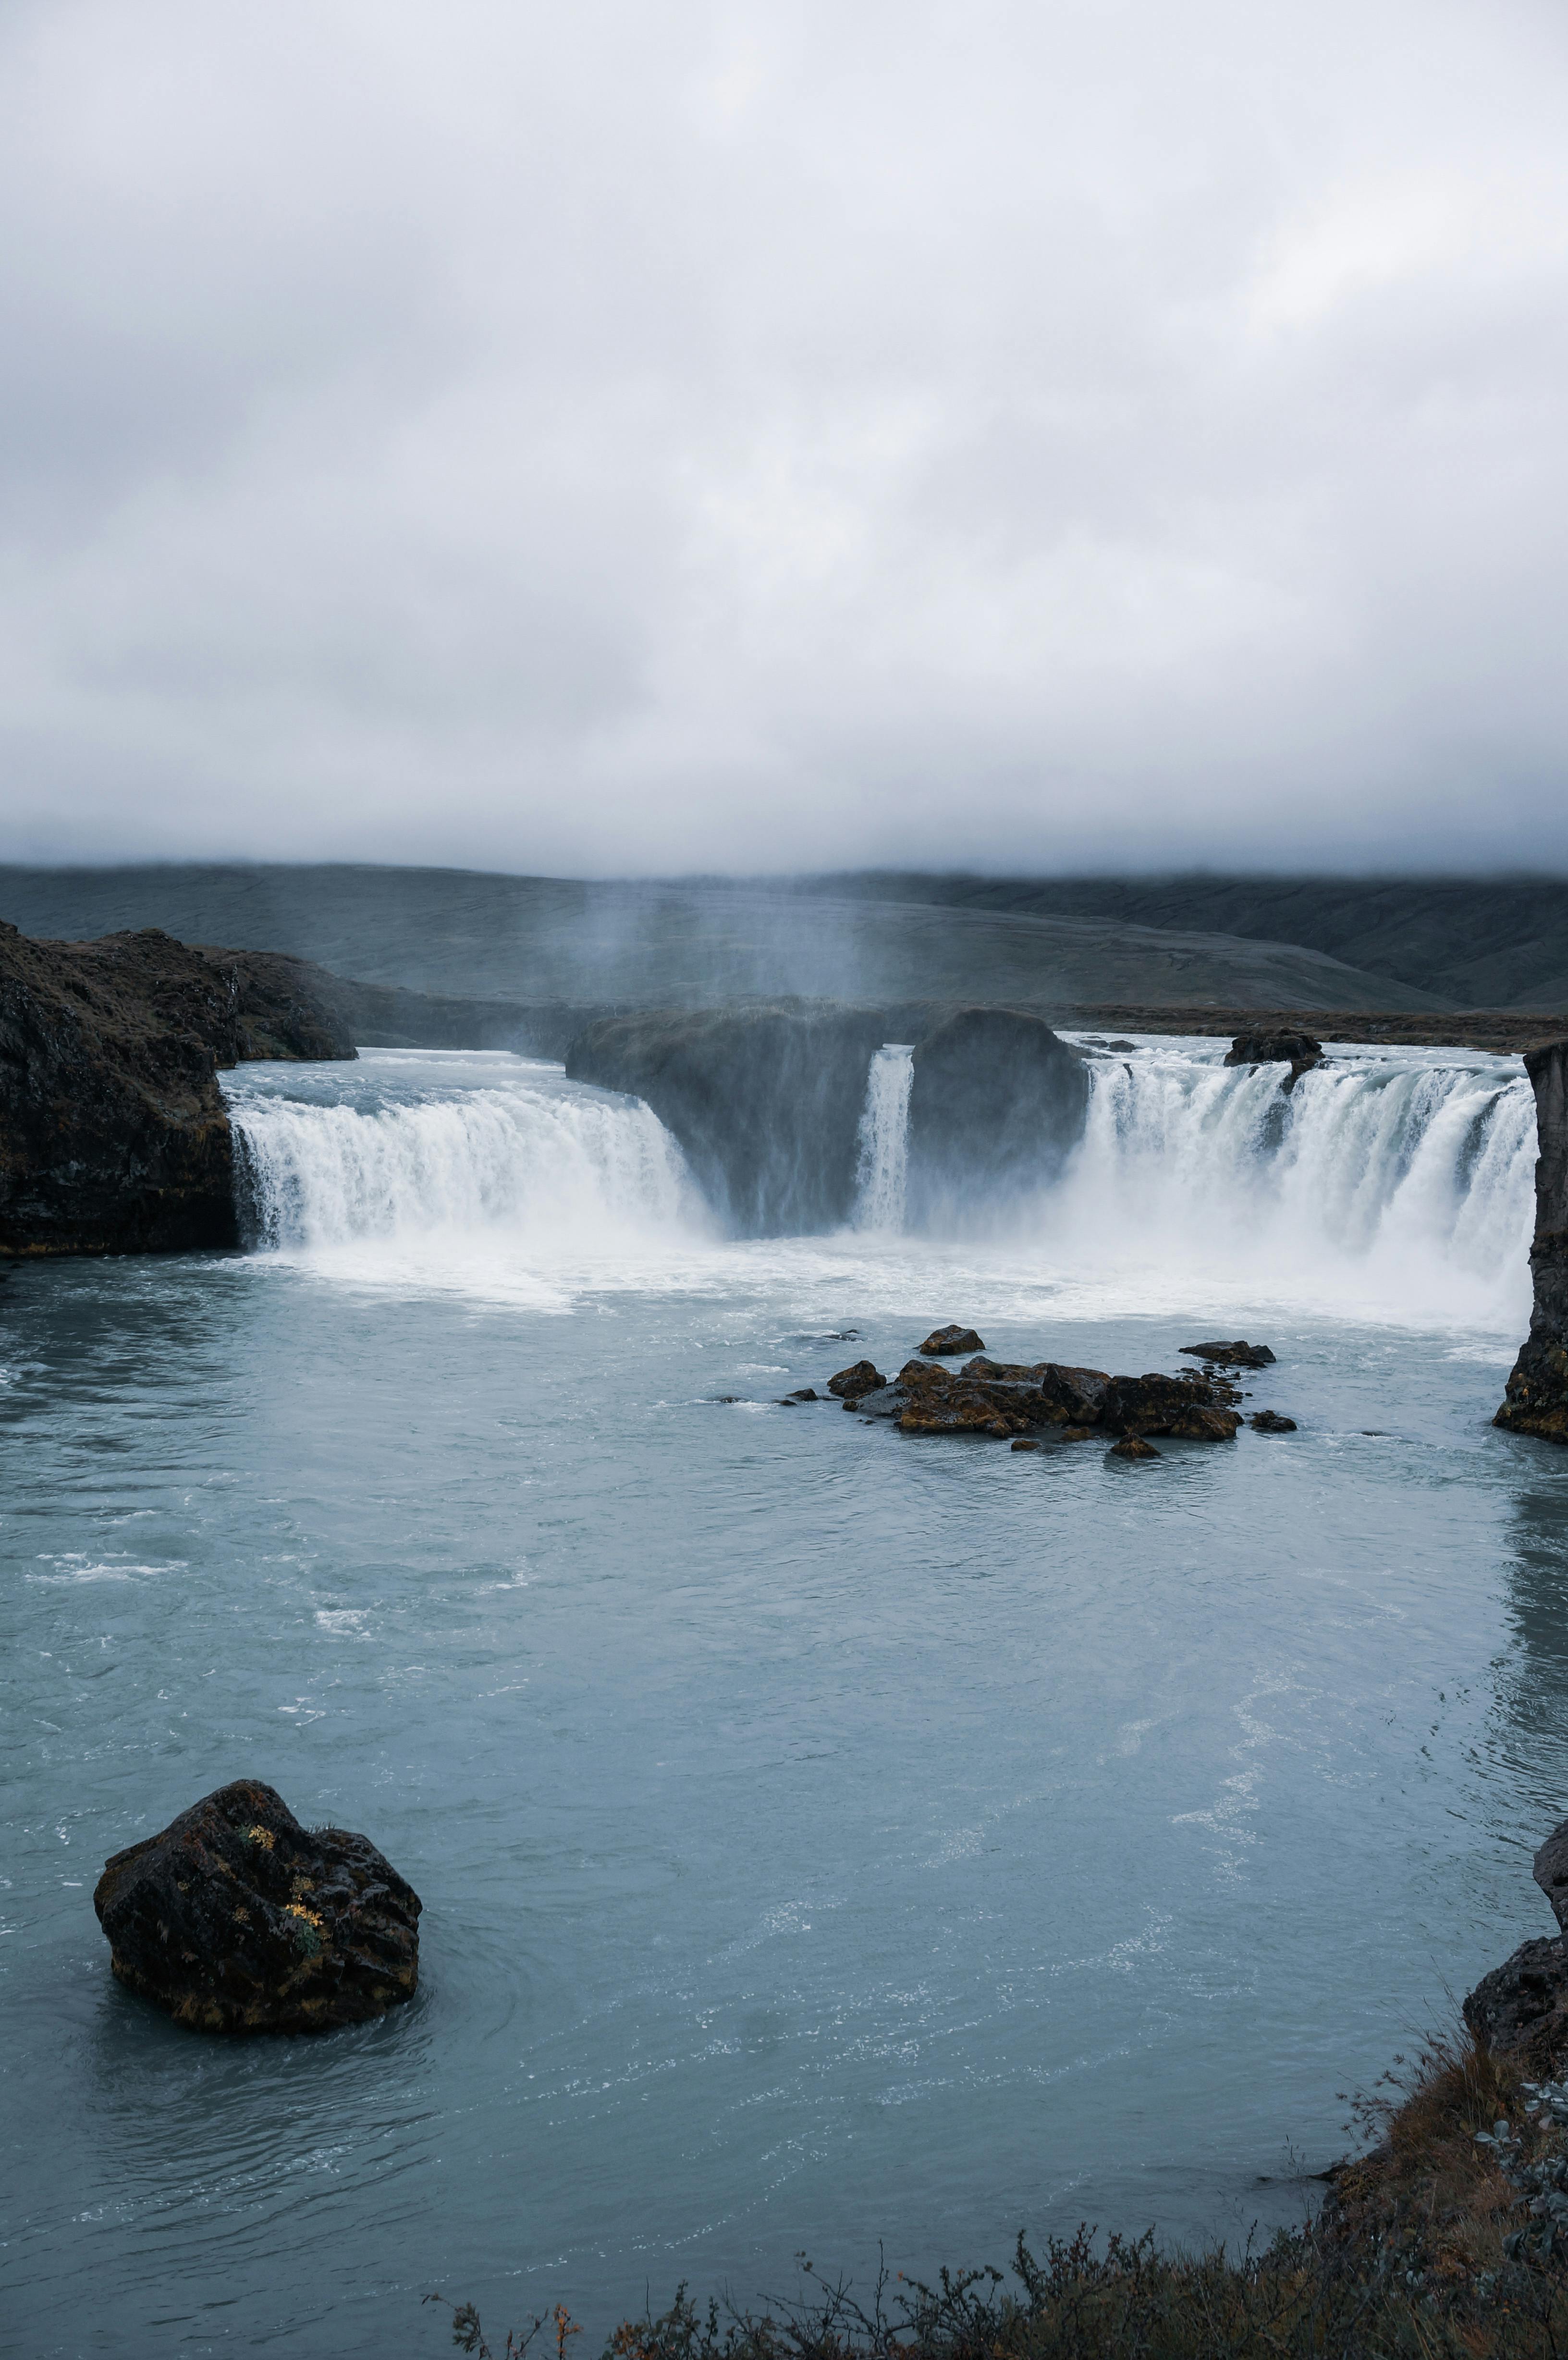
[434,2032,1568,2359]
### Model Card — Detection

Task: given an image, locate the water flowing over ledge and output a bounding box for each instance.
[222,1039,1537,1329]
[226,1052,701,1255]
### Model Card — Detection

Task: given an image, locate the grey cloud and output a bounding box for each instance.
[0,0,1565,873]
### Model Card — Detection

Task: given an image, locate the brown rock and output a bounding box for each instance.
[1010,1437,1040,1451]
[1464,1938,1568,2071]
[94,1779,420,2035]
[1223,1029,1323,1090]
[1100,1372,1235,1438]
[1108,1435,1161,1460]
[1179,1340,1276,1368]
[1250,1410,1297,1434]
[919,1324,985,1356]
[1165,1405,1243,1441]
[827,1360,887,1400]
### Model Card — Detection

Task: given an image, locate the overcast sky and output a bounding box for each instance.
[1,0,1565,877]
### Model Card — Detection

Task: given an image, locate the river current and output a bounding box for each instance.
[6,1038,1568,2358]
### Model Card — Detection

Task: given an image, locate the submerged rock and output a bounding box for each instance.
[93,1779,420,2035]
[1010,1437,1041,1452]
[1180,1339,1276,1368]
[1250,1410,1298,1434]
[827,1359,887,1399]
[919,1324,985,1356]
[1108,1435,1161,1460]
[1496,1039,1568,1445]
[1224,1028,1323,1090]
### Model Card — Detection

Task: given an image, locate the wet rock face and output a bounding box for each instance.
[93,1780,421,2035]
[1109,1435,1161,1460]
[1250,1410,1298,1434]
[1497,1041,1568,1445]
[827,1359,886,1399]
[1536,1818,1568,1934]
[1224,1028,1323,1089]
[0,923,356,1258]
[906,1009,1089,1227]
[565,1005,891,1235]
[1098,1373,1241,1440]
[1463,1938,1568,2070]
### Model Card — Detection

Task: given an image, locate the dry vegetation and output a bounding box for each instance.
[432,2030,1568,2359]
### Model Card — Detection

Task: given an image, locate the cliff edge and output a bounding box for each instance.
[0,924,354,1256]
[1496,1038,1568,1442]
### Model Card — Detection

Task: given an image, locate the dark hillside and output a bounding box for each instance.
[0,863,1452,1014]
[803,872,1568,1008]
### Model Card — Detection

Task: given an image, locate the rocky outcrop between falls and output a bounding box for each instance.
[0,923,359,1256]
[566,1004,894,1233]
[906,1009,1089,1227]
[1497,1040,1568,1444]
[564,1002,1092,1237]
[94,1779,421,2034]
[1224,1027,1323,1089]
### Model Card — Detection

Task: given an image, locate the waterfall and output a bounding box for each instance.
[1050,1044,1537,1323]
[853,1045,914,1231]
[225,1055,701,1254]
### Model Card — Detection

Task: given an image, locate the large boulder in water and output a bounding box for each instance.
[565,1004,891,1234]
[906,1009,1089,1228]
[93,1779,421,2034]
[1497,1040,1568,1445]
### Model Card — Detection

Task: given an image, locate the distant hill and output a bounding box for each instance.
[798,872,1568,1009]
[0,862,1457,1015]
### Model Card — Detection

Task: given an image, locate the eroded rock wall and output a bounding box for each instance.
[0,925,355,1256]
[906,1007,1089,1228]
[566,1004,891,1233]
[1496,1039,1568,1442]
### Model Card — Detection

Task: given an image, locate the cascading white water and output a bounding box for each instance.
[225,1053,701,1256]
[843,1033,1535,1325]
[852,1045,915,1231]
[1049,1042,1537,1324]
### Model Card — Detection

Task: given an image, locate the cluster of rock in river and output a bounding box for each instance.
[812,1326,1294,1456]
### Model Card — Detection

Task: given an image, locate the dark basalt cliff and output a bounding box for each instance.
[567,1004,893,1232]
[1496,1039,1568,1443]
[566,1001,1091,1236]
[906,1008,1089,1228]
[0,924,355,1257]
